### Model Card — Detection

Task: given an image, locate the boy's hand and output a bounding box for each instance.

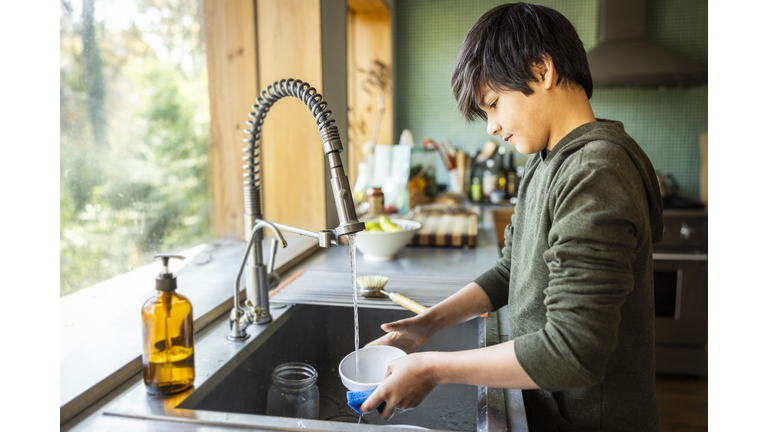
[358,352,440,420]
[366,282,493,354]
[365,315,433,354]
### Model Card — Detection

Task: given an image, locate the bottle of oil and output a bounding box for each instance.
[506,152,516,197]
[497,147,507,196]
[142,254,195,395]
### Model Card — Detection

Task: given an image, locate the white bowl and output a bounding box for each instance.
[339,346,407,391]
[354,219,421,261]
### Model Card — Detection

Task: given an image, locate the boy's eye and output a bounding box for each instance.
[490,100,497,109]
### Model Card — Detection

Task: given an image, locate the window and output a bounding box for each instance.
[60,0,213,297]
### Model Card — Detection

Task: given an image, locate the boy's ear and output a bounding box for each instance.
[531,54,555,90]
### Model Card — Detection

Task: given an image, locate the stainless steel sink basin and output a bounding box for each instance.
[100,302,519,431]
[178,304,481,431]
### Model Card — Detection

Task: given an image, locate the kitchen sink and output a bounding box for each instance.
[177,304,481,431]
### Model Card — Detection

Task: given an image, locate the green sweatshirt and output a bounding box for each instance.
[475,120,663,431]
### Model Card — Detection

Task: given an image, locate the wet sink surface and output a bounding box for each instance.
[178,304,481,431]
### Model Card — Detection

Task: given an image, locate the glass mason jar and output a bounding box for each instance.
[266,363,320,419]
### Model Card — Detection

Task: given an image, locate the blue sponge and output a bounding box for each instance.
[347,387,385,415]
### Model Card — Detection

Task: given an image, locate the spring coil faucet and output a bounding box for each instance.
[229,79,366,341]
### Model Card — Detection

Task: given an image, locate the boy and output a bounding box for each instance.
[360,3,663,431]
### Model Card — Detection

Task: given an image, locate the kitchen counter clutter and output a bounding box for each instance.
[62,205,527,432]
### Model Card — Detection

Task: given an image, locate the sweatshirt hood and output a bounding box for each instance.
[547,119,664,243]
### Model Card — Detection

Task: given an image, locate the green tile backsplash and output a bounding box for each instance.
[393,0,707,200]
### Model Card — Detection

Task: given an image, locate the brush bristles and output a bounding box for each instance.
[356,275,389,289]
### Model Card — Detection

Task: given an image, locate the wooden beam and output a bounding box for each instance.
[348,0,389,14]
[347,1,393,189]
[257,0,326,233]
[202,0,258,239]
[321,0,350,230]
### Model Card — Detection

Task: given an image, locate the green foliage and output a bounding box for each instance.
[60,0,213,296]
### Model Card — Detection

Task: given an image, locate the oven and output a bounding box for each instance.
[653,209,708,376]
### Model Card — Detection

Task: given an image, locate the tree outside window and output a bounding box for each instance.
[60,0,213,296]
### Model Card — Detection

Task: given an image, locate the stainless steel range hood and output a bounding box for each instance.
[587,0,707,86]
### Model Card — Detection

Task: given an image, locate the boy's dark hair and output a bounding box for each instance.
[452,3,593,122]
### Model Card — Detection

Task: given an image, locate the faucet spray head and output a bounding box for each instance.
[327,152,366,236]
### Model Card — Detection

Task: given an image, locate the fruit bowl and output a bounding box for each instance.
[353,218,421,261]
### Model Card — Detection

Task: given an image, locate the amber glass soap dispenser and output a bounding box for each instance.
[142,254,195,395]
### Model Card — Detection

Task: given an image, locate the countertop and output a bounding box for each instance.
[61,205,528,432]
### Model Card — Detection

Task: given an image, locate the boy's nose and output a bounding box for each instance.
[487,120,501,136]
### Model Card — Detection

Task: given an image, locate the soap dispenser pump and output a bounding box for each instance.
[141,254,195,395]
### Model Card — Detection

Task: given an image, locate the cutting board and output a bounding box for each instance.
[401,212,477,247]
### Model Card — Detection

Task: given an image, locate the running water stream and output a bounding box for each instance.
[348,233,359,381]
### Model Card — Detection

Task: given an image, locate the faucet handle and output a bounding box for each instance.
[244,299,259,313]
[319,230,337,248]
[267,238,279,274]
[244,299,266,320]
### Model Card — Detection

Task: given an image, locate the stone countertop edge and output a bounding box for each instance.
[61,206,528,431]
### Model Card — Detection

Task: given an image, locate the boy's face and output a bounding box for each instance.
[477,81,553,155]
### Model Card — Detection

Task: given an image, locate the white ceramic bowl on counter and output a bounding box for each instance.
[353,219,421,261]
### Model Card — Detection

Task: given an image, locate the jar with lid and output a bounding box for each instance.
[266,363,319,419]
[367,187,385,215]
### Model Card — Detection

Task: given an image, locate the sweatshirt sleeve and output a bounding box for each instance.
[473,222,514,311]
[514,147,647,392]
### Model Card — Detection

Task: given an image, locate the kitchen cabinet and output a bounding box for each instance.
[492,207,515,248]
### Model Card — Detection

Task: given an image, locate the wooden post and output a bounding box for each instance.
[256,0,326,233]
[202,0,258,239]
[347,0,393,188]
